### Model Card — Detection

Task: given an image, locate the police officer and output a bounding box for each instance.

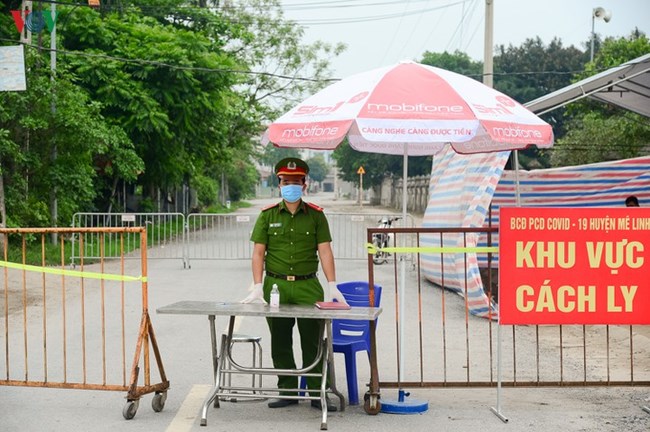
[243,157,347,410]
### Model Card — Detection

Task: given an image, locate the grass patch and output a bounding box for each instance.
[204,200,253,213]
[4,201,255,266]
[3,236,75,267]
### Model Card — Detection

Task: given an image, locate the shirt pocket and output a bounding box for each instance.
[268,225,285,237]
[299,221,318,243]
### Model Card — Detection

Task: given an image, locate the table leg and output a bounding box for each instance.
[200,317,234,426]
[364,319,381,415]
[325,320,345,412]
[208,315,219,408]
[320,338,329,431]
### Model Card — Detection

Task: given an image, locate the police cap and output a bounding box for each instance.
[275,157,309,176]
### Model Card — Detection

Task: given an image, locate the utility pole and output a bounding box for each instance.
[50,0,58,243]
[482,0,493,88]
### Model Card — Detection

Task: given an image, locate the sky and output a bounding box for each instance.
[280,0,650,79]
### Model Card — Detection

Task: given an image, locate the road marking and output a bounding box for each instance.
[165,384,212,432]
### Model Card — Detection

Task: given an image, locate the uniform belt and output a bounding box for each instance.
[265,271,317,281]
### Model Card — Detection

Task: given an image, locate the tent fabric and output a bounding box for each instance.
[478,155,650,268]
[421,153,650,319]
[525,54,650,118]
[421,147,510,319]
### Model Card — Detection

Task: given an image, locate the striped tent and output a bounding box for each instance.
[422,152,650,319]
[482,155,650,266]
[421,148,509,319]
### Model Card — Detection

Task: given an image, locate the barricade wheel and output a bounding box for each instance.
[123,399,140,420]
[152,391,167,412]
[363,392,381,415]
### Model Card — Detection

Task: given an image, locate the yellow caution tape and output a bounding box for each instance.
[366,243,498,255]
[0,260,146,282]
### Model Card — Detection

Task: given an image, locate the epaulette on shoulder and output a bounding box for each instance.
[261,202,280,211]
[306,202,323,212]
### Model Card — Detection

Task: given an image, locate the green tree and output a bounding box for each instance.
[218,0,345,118]
[493,37,588,168]
[306,154,328,184]
[217,0,344,200]
[332,141,431,189]
[584,28,649,74]
[494,37,587,109]
[1,0,345,224]
[421,50,482,77]
[258,145,301,168]
[550,112,650,166]
[0,48,143,228]
[62,1,342,207]
[62,6,242,203]
[551,32,650,167]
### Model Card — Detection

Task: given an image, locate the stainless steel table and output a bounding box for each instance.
[157,301,382,430]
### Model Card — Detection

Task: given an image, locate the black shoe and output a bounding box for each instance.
[311,397,337,412]
[268,398,299,408]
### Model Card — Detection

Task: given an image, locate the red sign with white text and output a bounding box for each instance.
[499,207,650,325]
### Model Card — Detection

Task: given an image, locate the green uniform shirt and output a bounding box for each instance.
[250,200,332,275]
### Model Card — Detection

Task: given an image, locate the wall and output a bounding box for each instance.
[379,175,430,214]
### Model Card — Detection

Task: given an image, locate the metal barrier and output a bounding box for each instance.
[69,211,418,267]
[70,211,416,267]
[327,213,415,260]
[185,213,256,267]
[366,226,650,389]
[184,212,416,267]
[71,213,186,268]
[0,227,169,419]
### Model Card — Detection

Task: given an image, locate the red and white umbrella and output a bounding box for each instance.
[262,61,554,410]
[263,60,554,154]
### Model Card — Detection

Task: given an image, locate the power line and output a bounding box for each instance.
[379,0,413,66]
[444,0,478,53]
[292,1,467,25]
[415,0,453,55]
[462,3,483,54]
[27,0,469,26]
[394,0,430,64]
[280,0,443,11]
[2,36,614,83]
[0,38,336,82]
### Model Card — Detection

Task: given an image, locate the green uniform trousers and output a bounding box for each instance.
[264,276,325,395]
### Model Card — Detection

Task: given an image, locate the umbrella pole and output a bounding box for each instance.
[514,150,522,206]
[399,147,408,382]
[381,145,428,414]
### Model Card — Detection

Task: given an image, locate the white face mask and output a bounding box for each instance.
[280,184,303,203]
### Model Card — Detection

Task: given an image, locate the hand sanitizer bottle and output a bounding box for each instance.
[270,284,280,308]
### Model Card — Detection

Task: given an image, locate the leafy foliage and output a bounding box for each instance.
[305,154,328,184]
[551,32,650,167]
[492,37,588,168]
[421,50,482,77]
[1,0,647,229]
[332,141,432,189]
[0,46,143,227]
[258,144,301,168]
[0,0,343,227]
[551,112,650,166]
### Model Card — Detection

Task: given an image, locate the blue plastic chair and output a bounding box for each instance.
[301,281,382,405]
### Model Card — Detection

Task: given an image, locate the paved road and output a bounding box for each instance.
[1,194,649,431]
